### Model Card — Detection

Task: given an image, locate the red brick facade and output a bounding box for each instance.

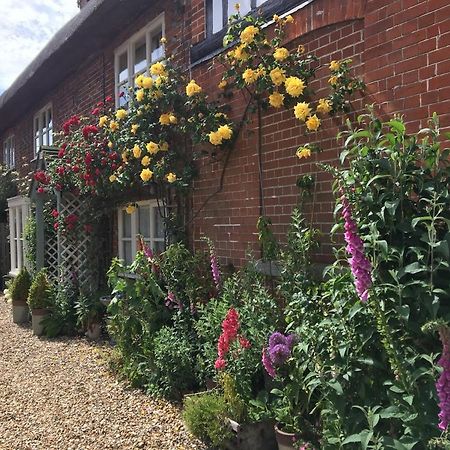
[1,0,450,267]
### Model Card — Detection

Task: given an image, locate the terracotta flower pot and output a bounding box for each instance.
[12,300,29,324]
[274,424,296,450]
[31,308,49,336]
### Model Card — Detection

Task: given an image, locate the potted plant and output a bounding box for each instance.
[9,268,31,324]
[27,269,53,336]
[75,292,105,340]
[262,332,318,450]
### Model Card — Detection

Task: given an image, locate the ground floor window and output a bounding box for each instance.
[117,200,165,265]
[7,196,30,275]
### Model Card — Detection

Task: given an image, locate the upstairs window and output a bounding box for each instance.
[34,104,53,156]
[114,14,165,107]
[3,135,15,168]
[206,0,269,35]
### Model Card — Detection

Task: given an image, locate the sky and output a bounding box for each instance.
[0,0,80,94]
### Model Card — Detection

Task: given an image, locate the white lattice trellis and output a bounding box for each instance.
[57,193,94,289]
[45,232,58,281]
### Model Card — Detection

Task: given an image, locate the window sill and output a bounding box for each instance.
[190,0,314,66]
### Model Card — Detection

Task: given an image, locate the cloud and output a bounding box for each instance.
[0,0,79,93]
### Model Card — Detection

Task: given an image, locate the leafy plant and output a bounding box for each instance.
[10,267,31,303]
[27,269,52,310]
[74,291,105,332]
[23,215,37,276]
[183,392,233,448]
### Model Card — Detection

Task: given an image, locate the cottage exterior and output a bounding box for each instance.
[1,0,449,279]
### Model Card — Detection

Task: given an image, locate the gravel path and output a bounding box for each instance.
[0,298,205,450]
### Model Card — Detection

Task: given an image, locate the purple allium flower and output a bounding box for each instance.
[437,326,450,431]
[341,193,372,302]
[262,348,277,378]
[269,331,287,348]
[286,333,298,350]
[269,343,291,366]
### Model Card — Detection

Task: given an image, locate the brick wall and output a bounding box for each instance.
[1,0,450,267]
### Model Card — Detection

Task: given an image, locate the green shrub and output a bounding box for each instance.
[27,269,52,310]
[183,392,232,448]
[10,268,31,303]
[75,291,105,331]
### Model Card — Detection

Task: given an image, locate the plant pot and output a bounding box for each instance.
[226,419,277,450]
[31,309,49,336]
[12,300,29,324]
[86,322,102,340]
[274,424,296,450]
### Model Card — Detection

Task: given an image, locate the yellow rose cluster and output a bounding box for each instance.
[209,124,233,146]
[240,25,259,45]
[186,80,202,97]
[294,102,321,131]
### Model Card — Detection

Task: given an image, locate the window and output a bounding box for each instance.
[206,0,269,35]
[3,135,15,168]
[117,200,165,265]
[114,15,165,107]
[33,104,53,156]
[7,196,30,275]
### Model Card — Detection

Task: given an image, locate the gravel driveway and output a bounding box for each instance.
[0,298,205,450]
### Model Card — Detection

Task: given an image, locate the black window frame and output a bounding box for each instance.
[191,0,313,65]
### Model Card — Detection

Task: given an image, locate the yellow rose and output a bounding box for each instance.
[166,173,177,183]
[269,92,284,108]
[316,98,332,115]
[155,76,166,87]
[160,36,167,44]
[218,80,227,90]
[108,141,113,149]
[285,76,305,97]
[270,67,286,86]
[115,109,127,120]
[329,60,341,71]
[273,47,289,61]
[142,76,153,89]
[217,125,233,140]
[146,141,159,154]
[240,25,259,45]
[306,114,321,131]
[285,15,294,23]
[141,155,151,166]
[297,44,305,54]
[110,121,119,132]
[140,168,153,182]
[135,74,145,88]
[273,14,280,22]
[328,76,338,85]
[160,141,169,151]
[296,147,311,159]
[135,89,145,102]
[109,174,117,182]
[294,102,311,121]
[133,145,142,159]
[159,114,171,125]
[150,62,166,76]
[186,80,202,97]
[243,68,258,84]
[126,204,136,214]
[233,44,248,61]
[234,3,240,10]
[169,114,177,124]
[209,131,223,146]
[98,116,108,127]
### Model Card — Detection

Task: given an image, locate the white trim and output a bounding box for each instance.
[33,103,53,156]
[114,13,165,107]
[7,196,30,276]
[117,199,165,264]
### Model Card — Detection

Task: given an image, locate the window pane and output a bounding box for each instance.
[255,0,267,5]
[153,240,165,254]
[138,206,151,238]
[153,208,164,239]
[123,241,132,265]
[118,52,128,83]
[229,0,251,18]
[212,0,223,33]
[134,39,147,74]
[122,210,131,237]
[151,29,164,62]
[118,83,129,107]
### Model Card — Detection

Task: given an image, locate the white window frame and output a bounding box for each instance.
[3,135,15,168]
[117,200,166,264]
[207,0,269,35]
[7,196,30,276]
[114,14,165,107]
[33,103,53,156]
